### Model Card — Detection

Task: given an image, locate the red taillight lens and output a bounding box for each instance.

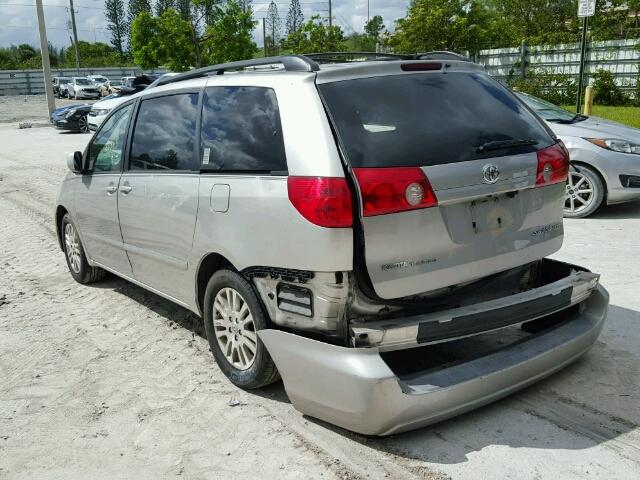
[536,142,570,187]
[287,177,353,228]
[353,167,438,217]
[536,142,569,187]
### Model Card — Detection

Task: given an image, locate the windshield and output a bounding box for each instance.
[319,72,554,168]
[75,78,91,85]
[516,92,578,122]
[59,79,70,84]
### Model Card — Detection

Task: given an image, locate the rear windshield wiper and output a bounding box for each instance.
[476,139,538,153]
[547,114,587,124]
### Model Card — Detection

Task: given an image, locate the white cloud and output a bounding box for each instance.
[1,0,112,49]
[0,0,410,50]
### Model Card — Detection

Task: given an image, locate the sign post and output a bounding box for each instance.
[576,0,596,113]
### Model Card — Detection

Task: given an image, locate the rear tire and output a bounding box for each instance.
[563,165,604,218]
[61,214,105,284]
[203,269,279,389]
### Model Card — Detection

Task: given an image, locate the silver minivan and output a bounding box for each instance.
[55,54,609,435]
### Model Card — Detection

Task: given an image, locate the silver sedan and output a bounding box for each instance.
[517,92,640,217]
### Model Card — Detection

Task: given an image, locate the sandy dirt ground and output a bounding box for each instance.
[0,95,99,124]
[1,107,640,479]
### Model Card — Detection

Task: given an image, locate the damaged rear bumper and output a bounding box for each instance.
[258,262,609,436]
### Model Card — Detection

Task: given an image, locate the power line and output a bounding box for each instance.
[3,24,110,32]
[0,2,104,9]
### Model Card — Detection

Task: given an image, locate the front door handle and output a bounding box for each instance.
[119,184,133,194]
[106,185,117,194]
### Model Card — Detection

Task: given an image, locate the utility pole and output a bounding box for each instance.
[69,0,80,72]
[328,0,332,27]
[367,0,370,24]
[262,19,267,57]
[35,0,55,115]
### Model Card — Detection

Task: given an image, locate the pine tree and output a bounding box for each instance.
[155,0,175,16]
[176,0,191,21]
[285,0,303,35]
[264,1,281,54]
[128,0,152,25]
[105,0,128,59]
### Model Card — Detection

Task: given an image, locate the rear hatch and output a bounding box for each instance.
[318,63,569,299]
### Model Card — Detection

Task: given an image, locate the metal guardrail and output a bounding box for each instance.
[0,67,167,96]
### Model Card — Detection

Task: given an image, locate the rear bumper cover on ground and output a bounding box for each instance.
[258,283,608,436]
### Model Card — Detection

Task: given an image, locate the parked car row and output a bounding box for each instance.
[87,73,176,131]
[50,74,170,134]
[51,75,140,99]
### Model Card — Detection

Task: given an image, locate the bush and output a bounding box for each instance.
[591,68,629,106]
[508,68,577,105]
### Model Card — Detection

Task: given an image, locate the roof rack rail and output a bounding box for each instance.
[304,51,414,63]
[157,54,320,87]
[415,51,471,62]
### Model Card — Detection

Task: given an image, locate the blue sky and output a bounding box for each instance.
[0,0,410,49]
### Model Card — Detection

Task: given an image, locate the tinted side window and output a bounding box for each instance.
[130,93,199,171]
[201,87,287,172]
[88,104,133,173]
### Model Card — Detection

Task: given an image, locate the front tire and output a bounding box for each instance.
[203,269,279,389]
[78,114,89,133]
[61,214,105,284]
[563,165,605,218]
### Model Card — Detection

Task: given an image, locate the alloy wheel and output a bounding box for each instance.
[64,223,81,273]
[564,171,595,215]
[78,115,89,133]
[212,287,258,370]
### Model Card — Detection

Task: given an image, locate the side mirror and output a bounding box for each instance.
[67,151,85,173]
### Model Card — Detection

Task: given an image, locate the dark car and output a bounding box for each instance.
[53,104,92,133]
[50,103,88,123]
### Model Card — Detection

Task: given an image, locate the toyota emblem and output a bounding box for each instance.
[482,164,500,184]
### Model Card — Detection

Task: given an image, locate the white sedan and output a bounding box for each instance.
[517,92,640,217]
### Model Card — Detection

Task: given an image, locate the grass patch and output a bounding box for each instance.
[561,105,640,128]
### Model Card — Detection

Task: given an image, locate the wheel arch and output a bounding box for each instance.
[55,205,69,251]
[570,160,608,201]
[195,252,237,316]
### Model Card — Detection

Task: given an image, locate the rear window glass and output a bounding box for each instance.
[319,72,554,168]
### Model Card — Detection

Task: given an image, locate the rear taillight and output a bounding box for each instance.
[287,177,353,228]
[353,167,438,217]
[536,142,569,187]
